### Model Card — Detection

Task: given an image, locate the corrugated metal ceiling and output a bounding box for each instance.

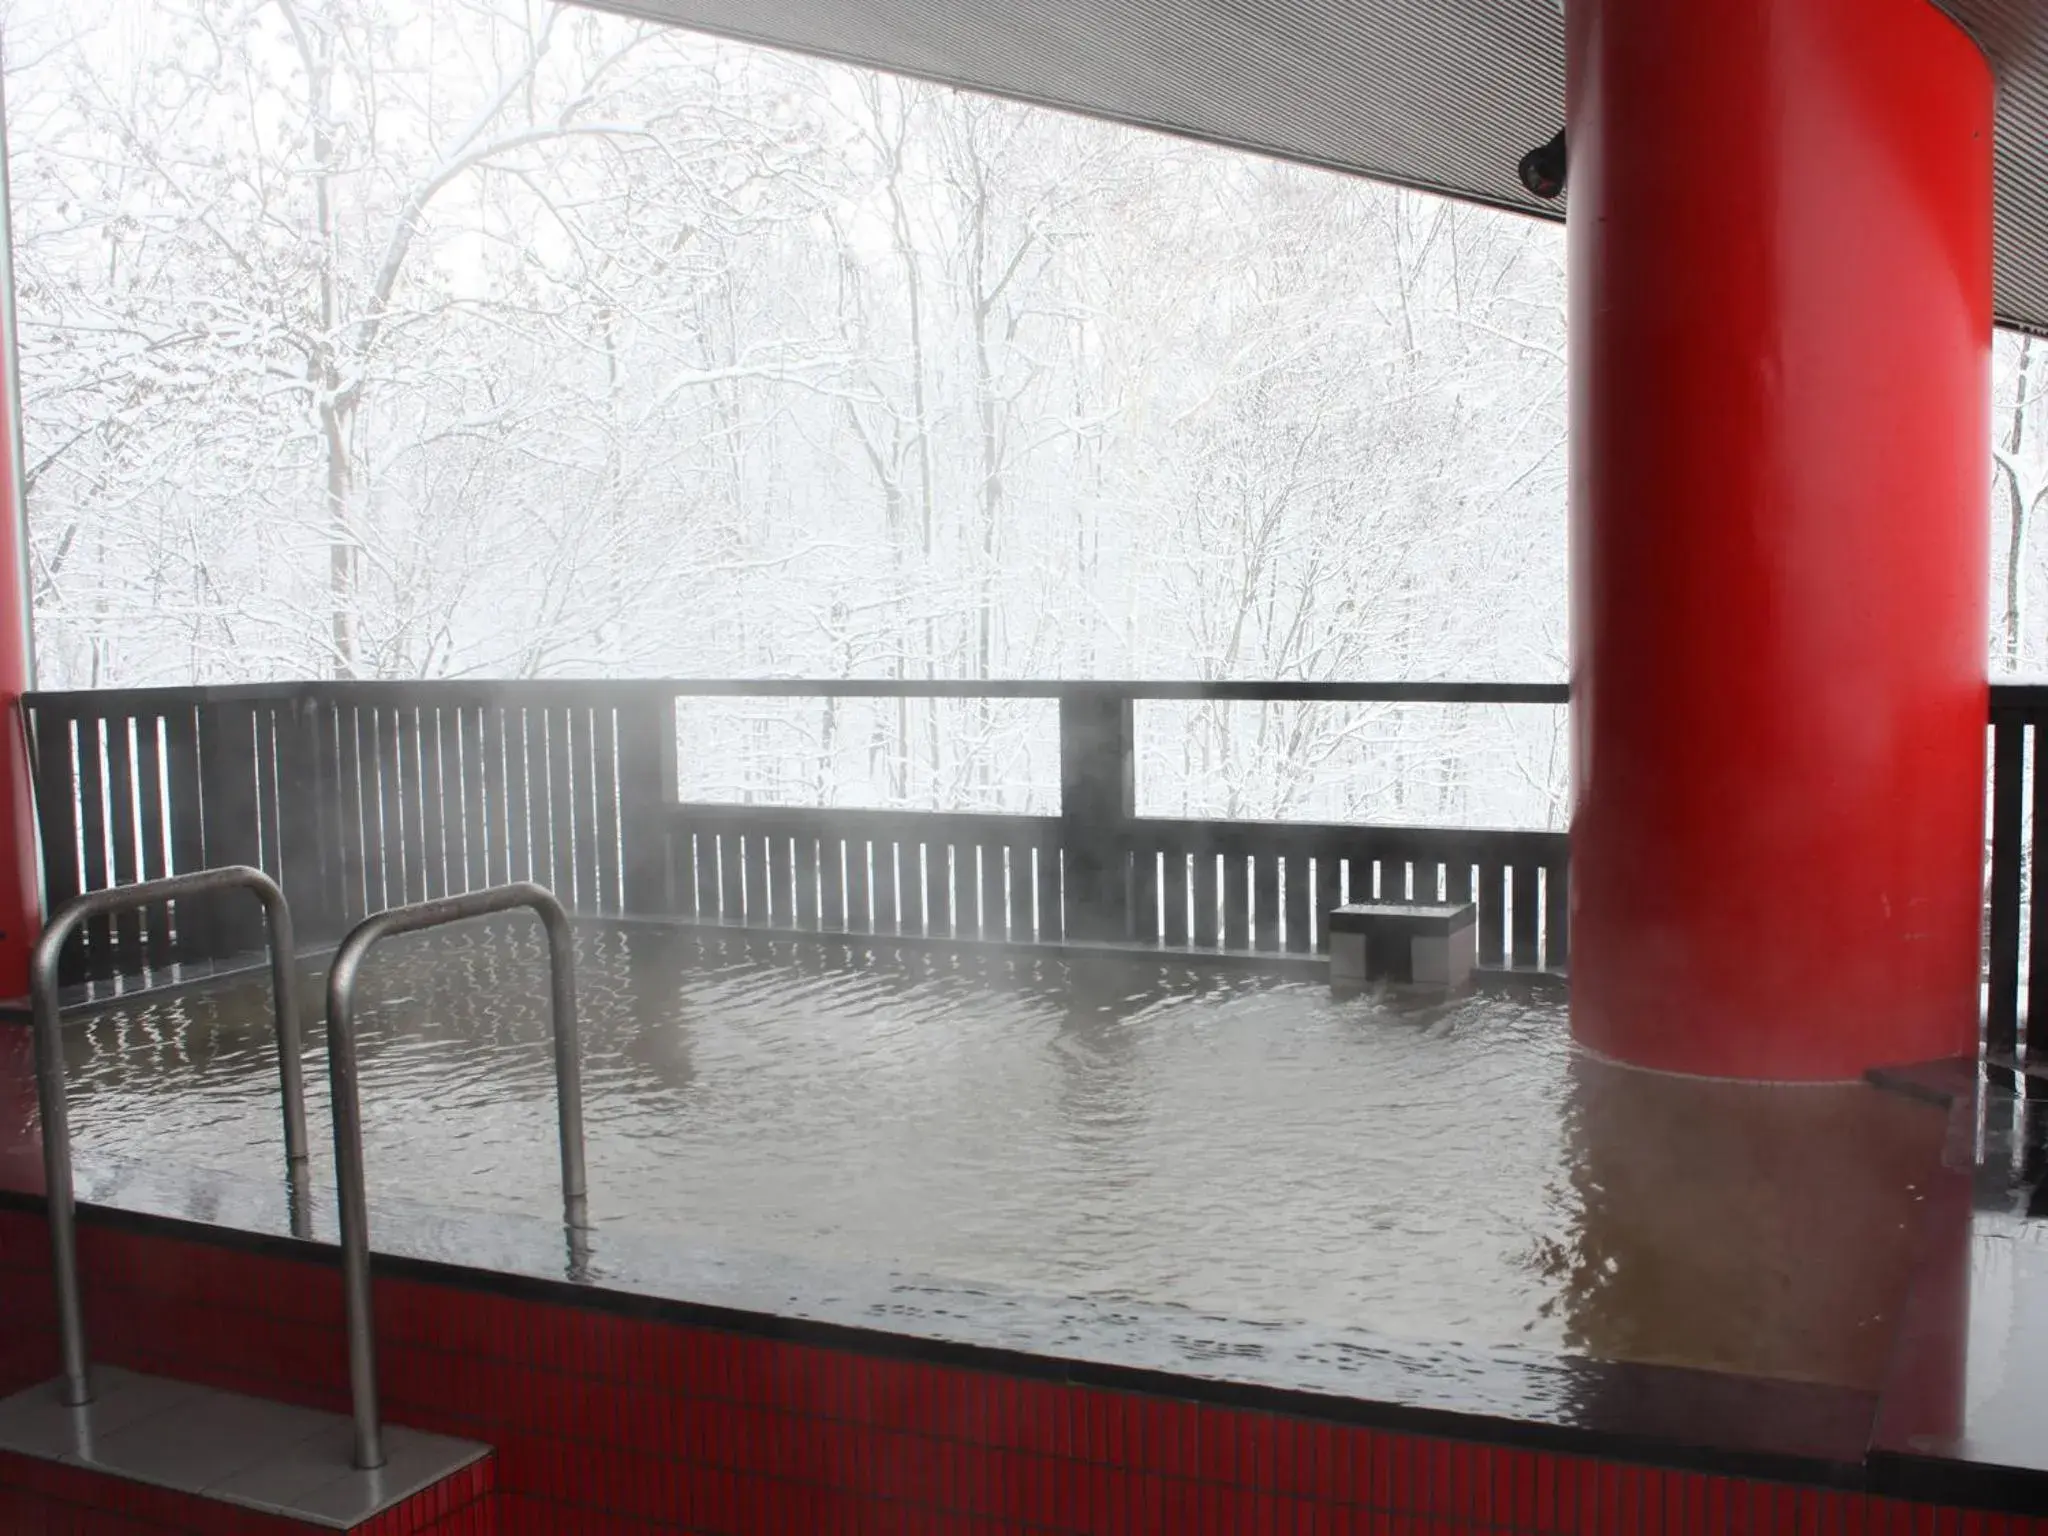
[584,0,2048,336]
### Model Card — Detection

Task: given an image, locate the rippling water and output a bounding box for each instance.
[40,922,1951,1386]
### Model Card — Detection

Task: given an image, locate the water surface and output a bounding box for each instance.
[26,923,1949,1390]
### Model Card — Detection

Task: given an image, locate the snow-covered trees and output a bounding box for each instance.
[8,0,1570,687]
[1994,332,2048,672]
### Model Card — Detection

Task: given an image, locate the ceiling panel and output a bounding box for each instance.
[585,0,2048,336]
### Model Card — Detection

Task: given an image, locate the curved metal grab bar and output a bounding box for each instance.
[32,865,310,1408]
[325,881,586,1470]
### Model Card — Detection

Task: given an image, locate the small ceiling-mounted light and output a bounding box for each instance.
[1518,130,1567,199]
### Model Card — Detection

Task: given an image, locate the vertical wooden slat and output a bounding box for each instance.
[309,701,349,939]
[1423,860,1448,904]
[693,831,718,920]
[1012,843,1032,939]
[199,703,264,959]
[768,833,795,927]
[546,707,576,905]
[820,837,846,931]
[1314,852,1341,954]
[1224,853,1253,951]
[357,706,390,911]
[1447,857,1476,906]
[672,826,694,917]
[125,718,162,972]
[1512,860,1541,969]
[1477,859,1508,968]
[1544,859,1571,971]
[1128,844,1158,945]
[593,707,621,912]
[711,831,737,921]
[2029,721,2048,1061]
[924,840,950,937]
[2031,729,2048,1073]
[1035,844,1061,942]
[389,705,422,903]
[793,835,819,930]
[495,707,524,886]
[878,841,904,933]
[73,713,111,976]
[444,702,474,897]
[740,832,769,925]
[133,716,171,971]
[254,707,283,890]
[1282,852,1310,954]
[272,700,329,941]
[668,830,695,918]
[523,707,553,890]
[104,716,143,971]
[1192,850,1220,949]
[846,838,872,933]
[495,707,524,887]
[569,708,599,913]
[1251,852,1279,951]
[741,831,763,923]
[699,831,721,919]
[755,832,780,924]
[460,705,491,895]
[969,843,995,938]
[163,705,205,960]
[336,706,368,923]
[1989,716,2026,1063]
[418,707,447,902]
[33,711,83,979]
[1162,848,1189,948]
[376,705,408,908]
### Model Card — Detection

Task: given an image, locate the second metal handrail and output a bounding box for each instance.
[324,881,586,1470]
[31,865,310,1408]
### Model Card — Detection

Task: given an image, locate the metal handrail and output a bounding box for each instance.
[324,881,586,1471]
[31,865,310,1408]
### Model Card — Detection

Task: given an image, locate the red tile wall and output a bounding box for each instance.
[1,1207,2042,1535]
[0,1447,494,1534]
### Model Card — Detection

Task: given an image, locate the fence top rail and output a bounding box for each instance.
[660,679,1571,703]
[673,803,1060,837]
[1991,680,2048,713]
[22,677,1571,712]
[1127,817,1571,850]
[668,800,1568,846]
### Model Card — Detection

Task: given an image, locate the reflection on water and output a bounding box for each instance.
[18,923,1953,1387]
[1546,1053,1947,1391]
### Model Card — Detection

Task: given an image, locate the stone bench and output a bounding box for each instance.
[1327,902,1477,991]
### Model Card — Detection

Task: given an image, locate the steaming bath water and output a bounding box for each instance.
[34,921,1948,1389]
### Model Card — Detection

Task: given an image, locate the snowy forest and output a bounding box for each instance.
[3,0,2044,829]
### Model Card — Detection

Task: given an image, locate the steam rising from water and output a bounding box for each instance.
[46,922,1946,1386]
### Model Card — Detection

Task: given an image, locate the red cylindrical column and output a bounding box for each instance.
[0,404,34,1004]
[1568,0,1994,1079]
[0,74,39,1002]
[0,75,40,1193]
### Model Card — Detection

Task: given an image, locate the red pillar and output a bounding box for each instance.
[0,78,39,1001]
[0,78,39,1192]
[1568,0,1994,1080]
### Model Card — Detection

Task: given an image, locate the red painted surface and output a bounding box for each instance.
[0,1209,2039,1535]
[0,280,35,1001]
[0,1449,494,1534]
[1566,0,1995,1078]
